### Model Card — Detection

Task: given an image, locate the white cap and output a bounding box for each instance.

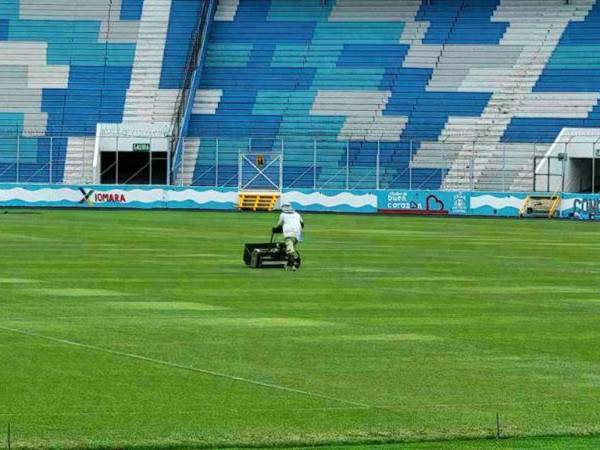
[281,203,294,213]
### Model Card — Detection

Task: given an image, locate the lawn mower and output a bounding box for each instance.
[243,228,301,270]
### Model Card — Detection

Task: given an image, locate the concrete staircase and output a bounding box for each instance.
[123,0,175,123]
[178,138,200,185]
[214,0,239,21]
[63,137,96,185]
[62,0,177,185]
[411,0,596,191]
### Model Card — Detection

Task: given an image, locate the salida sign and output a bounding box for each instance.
[78,188,127,206]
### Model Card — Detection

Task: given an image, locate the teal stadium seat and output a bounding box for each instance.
[0,0,600,191]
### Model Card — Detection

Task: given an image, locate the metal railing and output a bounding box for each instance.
[170,0,215,184]
[2,134,599,193]
[180,136,556,192]
[0,136,68,184]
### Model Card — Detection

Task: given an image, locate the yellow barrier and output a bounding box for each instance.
[520,193,561,219]
[238,192,280,211]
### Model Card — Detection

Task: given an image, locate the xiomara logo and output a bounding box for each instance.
[78,188,127,206]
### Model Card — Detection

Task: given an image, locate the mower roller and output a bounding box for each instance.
[243,231,301,269]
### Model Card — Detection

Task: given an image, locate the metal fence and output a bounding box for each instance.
[181,137,556,192]
[3,134,600,193]
[0,136,69,184]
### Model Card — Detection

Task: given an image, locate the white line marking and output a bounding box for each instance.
[0,325,370,409]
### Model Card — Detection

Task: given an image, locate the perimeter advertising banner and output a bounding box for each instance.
[560,193,600,219]
[377,190,470,215]
[3,184,600,218]
[0,184,238,210]
[281,189,378,213]
[469,192,528,217]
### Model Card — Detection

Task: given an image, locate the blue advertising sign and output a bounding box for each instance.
[377,190,469,215]
[560,193,600,220]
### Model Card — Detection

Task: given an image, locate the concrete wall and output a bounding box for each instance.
[0,184,598,219]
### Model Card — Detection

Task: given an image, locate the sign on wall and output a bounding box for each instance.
[378,191,469,215]
[282,189,378,213]
[132,143,151,152]
[469,192,527,217]
[560,193,600,219]
[3,185,600,218]
[0,185,238,210]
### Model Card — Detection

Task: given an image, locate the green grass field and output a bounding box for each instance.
[1,209,599,449]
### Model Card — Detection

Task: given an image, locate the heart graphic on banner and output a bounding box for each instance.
[426,195,445,212]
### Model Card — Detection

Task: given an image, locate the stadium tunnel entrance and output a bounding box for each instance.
[95,123,173,185]
[100,151,168,185]
[565,157,600,193]
[535,129,600,193]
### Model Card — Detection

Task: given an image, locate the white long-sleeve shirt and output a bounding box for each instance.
[277,211,304,240]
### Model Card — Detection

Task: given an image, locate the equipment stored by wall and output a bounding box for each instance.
[520,193,561,218]
[238,192,280,211]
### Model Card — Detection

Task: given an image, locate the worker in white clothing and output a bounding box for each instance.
[272,203,304,270]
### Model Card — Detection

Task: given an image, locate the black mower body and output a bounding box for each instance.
[243,241,301,269]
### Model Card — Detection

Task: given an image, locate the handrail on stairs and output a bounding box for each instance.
[548,191,562,218]
[170,0,217,185]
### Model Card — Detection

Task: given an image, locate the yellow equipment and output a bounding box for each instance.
[238,192,280,211]
[520,193,561,218]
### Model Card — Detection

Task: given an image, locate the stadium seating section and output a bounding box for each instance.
[0,0,599,190]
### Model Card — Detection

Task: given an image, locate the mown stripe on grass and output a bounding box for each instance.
[25,288,132,297]
[0,325,371,409]
[0,278,37,284]
[295,334,440,342]
[106,301,229,311]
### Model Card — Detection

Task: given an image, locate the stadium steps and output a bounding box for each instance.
[179,138,201,185]
[439,0,596,191]
[1,0,600,187]
[63,137,95,185]
[214,0,239,21]
[511,165,540,192]
[123,0,176,124]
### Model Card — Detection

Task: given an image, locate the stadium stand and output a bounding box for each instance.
[188,0,600,190]
[0,0,599,191]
